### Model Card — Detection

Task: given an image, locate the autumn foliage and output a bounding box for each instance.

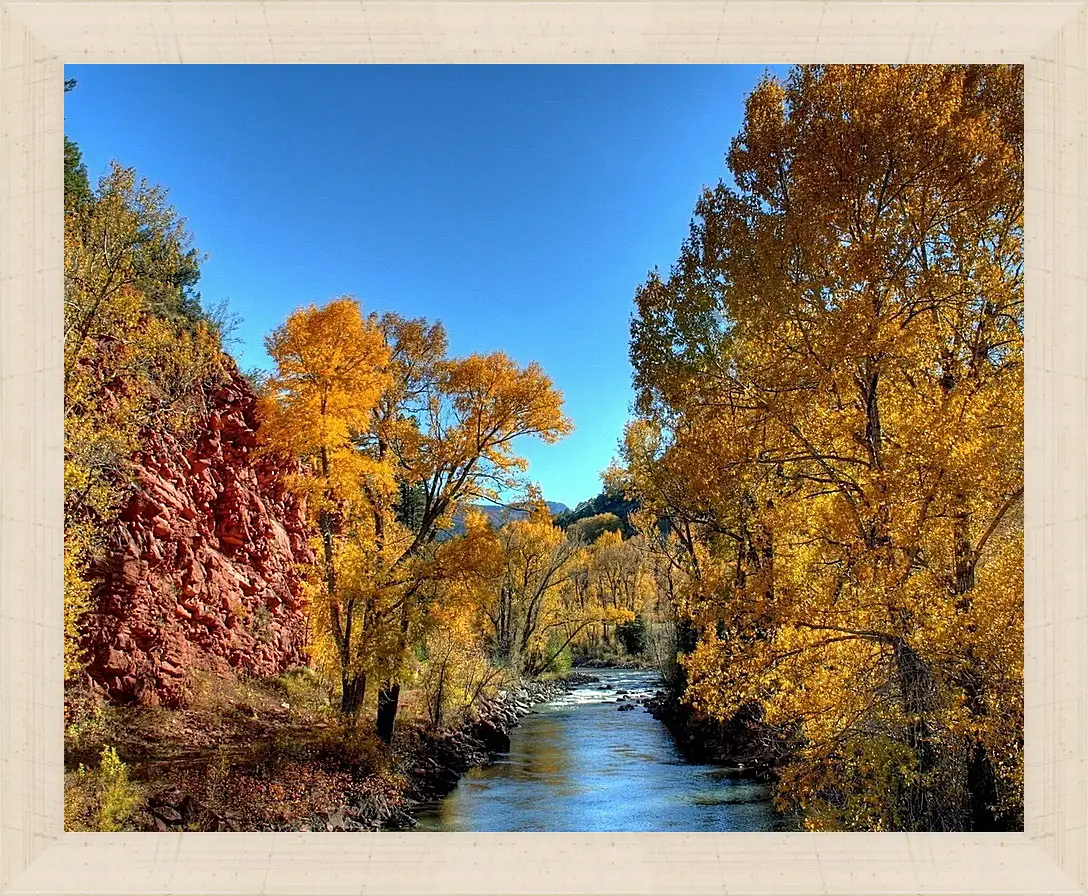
[624,65,1023,830]
[257,298,573,736]
[64,161,228,681]
[64,65,1024,834]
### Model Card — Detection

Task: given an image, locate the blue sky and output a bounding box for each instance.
[63,64,786,509]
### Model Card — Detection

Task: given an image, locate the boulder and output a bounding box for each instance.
[151,805,183,824]
[471,719,511,753]
[326,808,347,832]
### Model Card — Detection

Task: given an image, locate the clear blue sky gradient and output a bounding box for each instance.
[64,64,788,509]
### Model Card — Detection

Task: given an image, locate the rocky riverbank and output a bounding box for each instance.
[129,673,785,834]
[644,691,785,784]
[66,668,600,834]
[401,678,595,807]
[302,675,600,832]
[572,656,656,670]
[76,668,787,832]
[270,674,600,832]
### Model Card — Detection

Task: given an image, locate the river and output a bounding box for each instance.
[413,668,784,832]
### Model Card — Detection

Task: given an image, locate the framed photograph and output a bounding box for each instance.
[2,2,1085,894]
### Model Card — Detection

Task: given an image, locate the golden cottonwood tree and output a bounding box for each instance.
[369,343,573,740]
[626,65,1023,831]
[447,503,634,676]
[260,298,572,737]
[258,299,393,713]
[416,509,507,729]
[482,505,587,673]
[587,530,650,647]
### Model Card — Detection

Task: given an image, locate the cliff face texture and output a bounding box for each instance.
[82,366,314,708]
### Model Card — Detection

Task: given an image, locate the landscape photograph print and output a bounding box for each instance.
[63,63,1024,834]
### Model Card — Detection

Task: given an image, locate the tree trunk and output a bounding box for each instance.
[948,493,1006,829]
[340,672,366,716]
[956,656,1013,830]
[376,682,401,744]
[894,639,940,829]
[952,493,976,600]
[859,365,884,472]
[966,741,1001,830]
[432,653,449,730]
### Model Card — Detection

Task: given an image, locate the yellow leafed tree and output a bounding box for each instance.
[258,298,394,713]
[626,64,1023,831]
[417,509,508,729]
[259,299,573,738]
[483,504,587,673]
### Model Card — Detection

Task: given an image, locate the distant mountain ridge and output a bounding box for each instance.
[553,489,639,536]
[445,500,569,537]
[443,490,644,541]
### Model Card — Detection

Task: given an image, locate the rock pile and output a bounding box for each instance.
[147,786,249,832]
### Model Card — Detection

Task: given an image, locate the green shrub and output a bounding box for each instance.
[617,615,649,655]
[317,724,387,774]
[65,745,143,831]
[96,746,141,831]
[64,688,113,766]
[265,666,330,712]
[64,771,92,831]
[541,631,573,676]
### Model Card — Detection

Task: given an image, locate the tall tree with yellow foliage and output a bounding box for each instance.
[587,530,650,646]
[485,505,586,671]
[258,299,393,713]
[259,298,573,737]
[626,65,1023,830]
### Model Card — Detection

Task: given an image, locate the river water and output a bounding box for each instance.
[413,668,782,832]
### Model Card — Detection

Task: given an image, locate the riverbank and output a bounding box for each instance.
[63,668,598,832]
[571,656,781,782]
[570,657,782,782]
[571,656,657,670]
[296,675,599,831]
[645,690,787,785]
[380,675,599,828]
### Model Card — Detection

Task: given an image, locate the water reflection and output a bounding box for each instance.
[414,669,782,832]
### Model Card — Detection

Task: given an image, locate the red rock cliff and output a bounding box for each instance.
[82,364,315,707]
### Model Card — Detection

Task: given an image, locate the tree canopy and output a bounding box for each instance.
[624,64,1023,831]
[258,297,573,735]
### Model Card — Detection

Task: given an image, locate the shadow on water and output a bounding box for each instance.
[413,669,784,832]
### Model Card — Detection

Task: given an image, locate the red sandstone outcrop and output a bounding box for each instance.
[81,365,315,707]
